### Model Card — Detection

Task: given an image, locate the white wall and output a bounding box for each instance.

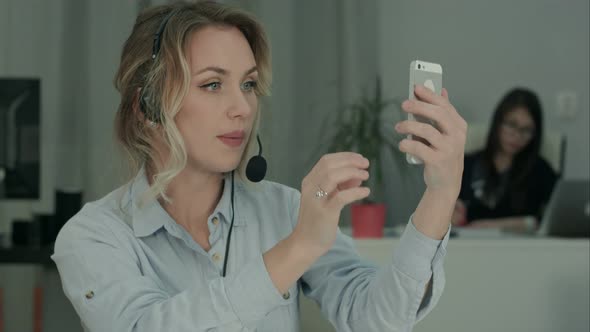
[84,0,137,201]
[239,0,300,188]
[246,0,379,192]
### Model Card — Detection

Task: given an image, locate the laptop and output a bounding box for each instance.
[538,179,590,238]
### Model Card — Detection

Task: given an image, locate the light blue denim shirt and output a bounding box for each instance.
[52,168,450,332]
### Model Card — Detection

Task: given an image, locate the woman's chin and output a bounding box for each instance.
[183,157,241,175]
[501,144,520,156]
[215,158,244,174]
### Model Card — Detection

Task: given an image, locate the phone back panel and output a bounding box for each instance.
[407,61,443,163]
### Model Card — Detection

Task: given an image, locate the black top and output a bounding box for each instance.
[459,151,558,223]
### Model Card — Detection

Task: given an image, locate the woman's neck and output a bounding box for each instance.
[149,164,225,232]
[494,150,513,173]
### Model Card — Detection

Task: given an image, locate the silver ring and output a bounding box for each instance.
[315,186,329,199]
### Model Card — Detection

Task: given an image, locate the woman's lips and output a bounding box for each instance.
[218,131,245,148]
[507,141,521,151]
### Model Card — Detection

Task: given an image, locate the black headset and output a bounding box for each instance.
[144,9,267,276]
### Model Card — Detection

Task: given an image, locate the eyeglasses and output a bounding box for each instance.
[501,121,535,140]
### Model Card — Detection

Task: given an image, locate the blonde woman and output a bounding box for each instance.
[52,1,466,331]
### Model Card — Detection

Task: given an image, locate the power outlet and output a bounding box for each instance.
[555,91,578,119]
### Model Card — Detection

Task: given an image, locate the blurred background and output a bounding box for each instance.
[0,0,588,331]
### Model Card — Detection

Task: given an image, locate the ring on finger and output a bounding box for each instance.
[315,185,329,199]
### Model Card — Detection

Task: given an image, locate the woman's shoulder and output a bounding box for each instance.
[54,185,134,254]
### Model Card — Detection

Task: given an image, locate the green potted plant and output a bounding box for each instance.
[317,77,395,237]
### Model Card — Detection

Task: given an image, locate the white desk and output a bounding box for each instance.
[300,236,590,332]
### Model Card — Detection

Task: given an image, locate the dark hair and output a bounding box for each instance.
[481,88,543,213]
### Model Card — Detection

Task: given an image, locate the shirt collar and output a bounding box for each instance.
[211,172,247,227]
[130,168,246,238]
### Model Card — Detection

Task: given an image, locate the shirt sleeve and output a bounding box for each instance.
[291,191,450,332]
[51,207,290,332]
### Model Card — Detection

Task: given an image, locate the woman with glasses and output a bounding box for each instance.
[452,88,557,231]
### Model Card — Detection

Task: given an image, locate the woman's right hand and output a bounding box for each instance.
[292,152,371,256]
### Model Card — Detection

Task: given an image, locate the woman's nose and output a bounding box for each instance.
[227,89,254,118]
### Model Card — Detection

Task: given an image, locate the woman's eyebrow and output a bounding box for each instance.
[192,66,257,77]
[193,66,227,76]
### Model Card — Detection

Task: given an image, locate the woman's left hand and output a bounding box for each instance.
[395,85,467,199]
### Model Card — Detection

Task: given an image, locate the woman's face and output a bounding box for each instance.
[174,25,258,174]
[498,107,536,157]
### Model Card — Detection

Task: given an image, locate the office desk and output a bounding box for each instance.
[300,236,590,332]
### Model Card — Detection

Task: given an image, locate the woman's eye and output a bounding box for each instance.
[242,80,258,91]
[200,82,221,91]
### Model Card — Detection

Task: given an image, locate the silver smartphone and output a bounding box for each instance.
[407,60,443,164]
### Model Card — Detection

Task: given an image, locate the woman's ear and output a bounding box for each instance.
[134,87,155,126]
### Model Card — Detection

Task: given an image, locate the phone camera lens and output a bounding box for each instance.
[418,64,421,69]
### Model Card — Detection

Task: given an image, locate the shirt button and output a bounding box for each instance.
[212,253,222,262]
[212,217,219,226]
[282,291,290,300]
[85,291,94,299]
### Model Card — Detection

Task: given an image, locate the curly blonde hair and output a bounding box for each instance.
[114,1,271,203]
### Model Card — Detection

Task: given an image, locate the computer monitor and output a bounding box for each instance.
[538,179,590,238]
[0,78,40,199]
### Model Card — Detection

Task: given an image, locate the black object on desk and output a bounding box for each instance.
[11,220,32,246]
[55,190,82,236]
[5,220,55,266]
[0,246,54,265]
[34,214,57,246]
